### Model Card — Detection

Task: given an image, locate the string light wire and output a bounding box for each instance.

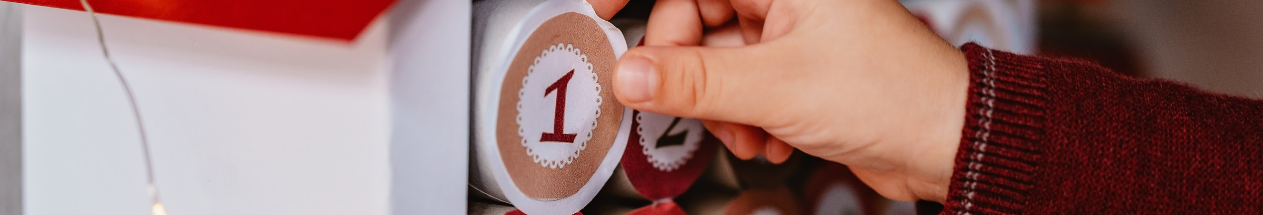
[76,1,167,214]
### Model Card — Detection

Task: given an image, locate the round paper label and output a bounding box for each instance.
[636,112,705,171]
[495,12,622,200]
[517,44,602,169]
[620,111,718,199]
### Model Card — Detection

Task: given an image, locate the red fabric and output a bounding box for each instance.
[4,0,394,40]
[506,209,581,215]
[626,201,687,215]
[621,110,719,199]
[942,43,1263,214]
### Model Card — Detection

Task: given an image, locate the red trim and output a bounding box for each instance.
[626,201,687,215]
[506,209,582,215]
[6,0,395,40]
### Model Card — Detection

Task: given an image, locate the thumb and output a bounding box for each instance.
[613,45,777,125]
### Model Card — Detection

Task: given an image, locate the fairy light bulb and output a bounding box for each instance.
[147,185,167,215]
[152,203,168,215]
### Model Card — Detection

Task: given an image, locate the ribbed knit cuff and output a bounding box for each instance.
[942,43,1047,215]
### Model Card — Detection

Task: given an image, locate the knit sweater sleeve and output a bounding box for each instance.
[940,43,1263,214]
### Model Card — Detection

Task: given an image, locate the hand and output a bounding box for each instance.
[612,0,969,203]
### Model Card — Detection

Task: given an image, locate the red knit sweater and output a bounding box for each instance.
[939,43,1263,214]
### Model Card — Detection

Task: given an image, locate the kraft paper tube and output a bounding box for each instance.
[598,17,722,203]
[471,0,631,214]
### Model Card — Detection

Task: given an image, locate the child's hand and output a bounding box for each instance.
[614,0,969,203]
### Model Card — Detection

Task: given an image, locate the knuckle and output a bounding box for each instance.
[676,49,723,118]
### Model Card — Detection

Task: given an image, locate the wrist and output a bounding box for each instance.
[910,42,970,203]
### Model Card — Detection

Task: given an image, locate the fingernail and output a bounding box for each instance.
[713,129,734,150]
[616,56,657,103]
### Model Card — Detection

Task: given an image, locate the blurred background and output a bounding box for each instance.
[1040,0,1263,97]
[4,0,1263,214]
[576,0,1263,214]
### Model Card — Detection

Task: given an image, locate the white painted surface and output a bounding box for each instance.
[386,0,470,214]
[0,2,22,215]
[23,6,390,215]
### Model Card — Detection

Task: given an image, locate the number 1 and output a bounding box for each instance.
[540,69,578,143]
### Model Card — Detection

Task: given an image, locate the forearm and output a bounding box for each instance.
[941,43,1263,214]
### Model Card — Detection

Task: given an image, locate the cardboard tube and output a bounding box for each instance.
[471,0,631,214]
